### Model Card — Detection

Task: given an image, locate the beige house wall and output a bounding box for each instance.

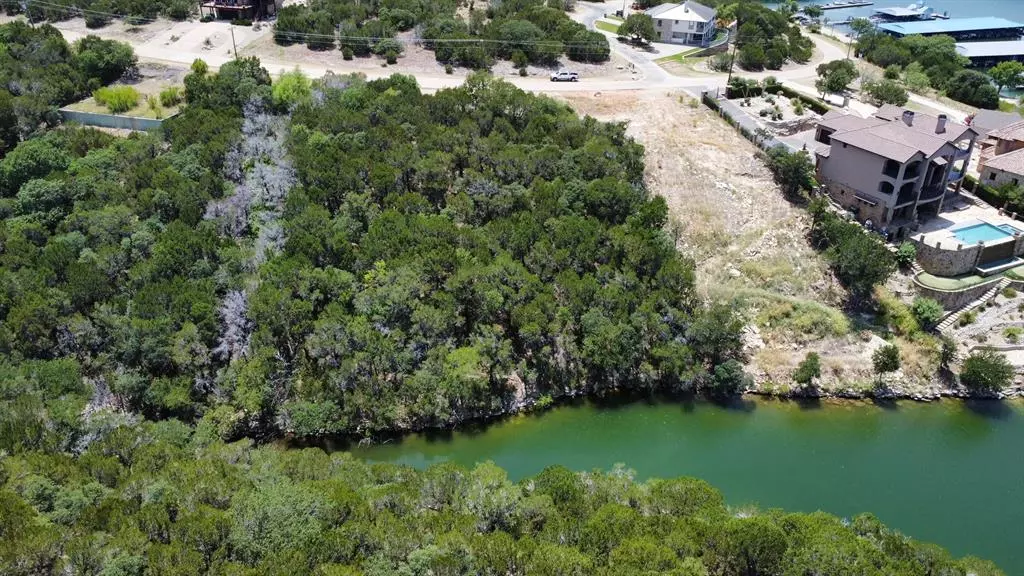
[980,165,1024,188]
[822,180,889,224]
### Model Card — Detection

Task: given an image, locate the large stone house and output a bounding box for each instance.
[645,1,717,47]
[813,106,978,240]
[978,120,1024,188]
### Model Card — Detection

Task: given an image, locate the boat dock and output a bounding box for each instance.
[821,1,873,10]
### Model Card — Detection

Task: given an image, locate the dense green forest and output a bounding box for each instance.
[0,19,1007,576]
[1,432,1006,575]
[274,0,610,68]
[2,42,749,444]
[0,22,137,154]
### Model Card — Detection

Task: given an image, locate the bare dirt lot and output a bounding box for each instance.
[557,90,944,394]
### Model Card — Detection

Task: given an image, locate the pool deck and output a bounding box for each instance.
[914,205,1024,249]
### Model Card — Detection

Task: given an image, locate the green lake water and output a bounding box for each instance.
[342,398,1024,571]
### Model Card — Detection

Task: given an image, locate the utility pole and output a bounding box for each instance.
[725,34,739,88]
[230,27,238,59]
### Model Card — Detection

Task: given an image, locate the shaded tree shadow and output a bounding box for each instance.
[871,396,900,411]
[964,399,1014,420]
[793,395,823,410]
[719,395,757,413]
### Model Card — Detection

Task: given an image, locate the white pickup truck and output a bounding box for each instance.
[550,70,579,82]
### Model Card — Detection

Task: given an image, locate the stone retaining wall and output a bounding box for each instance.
[912,237,984,277]
[913,276,999,309]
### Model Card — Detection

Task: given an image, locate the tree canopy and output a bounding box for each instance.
[816,59,858,96]
[0,440,1001,576]
[273,0,610,68]
[619,13,657,44]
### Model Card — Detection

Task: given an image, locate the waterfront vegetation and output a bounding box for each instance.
[853,24,998,109]
[1,46,752,445]
[0,434,1009,575]
[0,17,1017,573]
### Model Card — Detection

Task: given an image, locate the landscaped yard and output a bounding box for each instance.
[917,272,991,291]
[654,47,704,64]
[65,80,183,119]
[595,20,620,33]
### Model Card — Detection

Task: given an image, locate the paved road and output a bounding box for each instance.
[28,8,968,118]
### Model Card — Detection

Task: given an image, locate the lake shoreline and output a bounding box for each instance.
[283,384,1020,451]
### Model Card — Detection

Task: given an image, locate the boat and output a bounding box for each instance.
[870,2,948,23]
[820,0,874,11]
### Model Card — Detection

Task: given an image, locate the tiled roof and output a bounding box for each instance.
[821,107,973,162]
[969,109,1024,135]
[989,119,1024,142]
[985,147,1024,177]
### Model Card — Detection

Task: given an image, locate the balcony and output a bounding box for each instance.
[917,185,945,203]
[947,170,965,183]
[882,162,901,179]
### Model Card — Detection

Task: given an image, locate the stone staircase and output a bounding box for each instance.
[936,278,1009,334]
[909,261,924,276]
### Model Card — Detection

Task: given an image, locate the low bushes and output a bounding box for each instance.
[159,87,181,107]
[810,198,896,297]
[725,77,829,114]
[92,85,139,114]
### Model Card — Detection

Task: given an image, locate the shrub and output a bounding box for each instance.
[884,64,902,80]
[1002,286,1018,298]
[1004,326,1023,343]
[960,349,1014,392]
[512,50,528,69]
[518,67,528,77]
[386,50,398,65]
[911,297,944,328]
[445,64,453,74]
[147,95,162,118]
[872,343,901,375]
[874,286,920,335]
[272,68,312,110]
[710,52,732,72]
[342,47,354,60]
[792,352,822,386]
[92,86,139,114]
[809,199,896,296]
[958,310,977,326]
[945,69,999,109]
[232,18,251,26]
[895,242,917,269]
[863,78,909,106]
[159,87,181,107]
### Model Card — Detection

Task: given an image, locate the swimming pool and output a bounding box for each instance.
[953,223,1022,244]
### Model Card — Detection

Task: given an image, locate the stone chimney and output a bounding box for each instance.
[902,110,915,126]
[936,113,947,134]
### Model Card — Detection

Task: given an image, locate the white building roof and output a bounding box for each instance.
[645,1,716,23]
[955,40,1024,58]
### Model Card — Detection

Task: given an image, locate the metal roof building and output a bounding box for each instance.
[955,40,1024,65]
[878,17,1024,41]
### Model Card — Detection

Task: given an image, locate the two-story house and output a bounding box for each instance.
[645,1,717,47]
[813,106,978,240]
